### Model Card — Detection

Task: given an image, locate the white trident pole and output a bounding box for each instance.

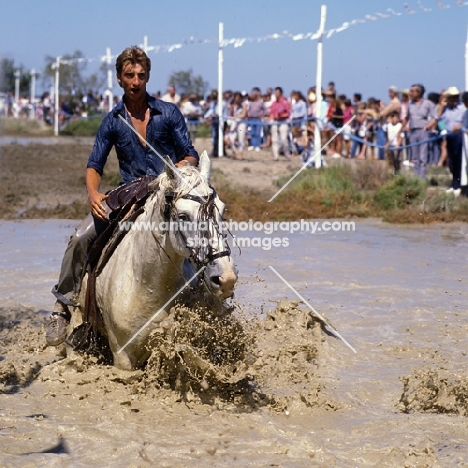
[314,5,327,169]
[14,69,20,117]
[105,47,113,111]
[465,23,468,91]
[218,22,224,157]
[54,56,60,136]
[143,35,149,54]
[29,68,36,119]
[141,35,155,55]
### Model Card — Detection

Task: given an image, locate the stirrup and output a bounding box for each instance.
[65,322,94,350]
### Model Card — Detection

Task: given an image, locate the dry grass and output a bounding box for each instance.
[0,117,53,136]
[214,161,468,224]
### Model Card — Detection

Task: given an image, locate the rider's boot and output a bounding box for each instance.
[45,301,72,346]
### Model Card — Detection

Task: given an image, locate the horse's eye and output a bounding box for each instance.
[178,214,189,222]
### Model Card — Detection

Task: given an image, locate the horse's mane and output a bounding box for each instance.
[152,166,211,201]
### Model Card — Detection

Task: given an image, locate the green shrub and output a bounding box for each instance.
[374,173,426,210]
[60,116,104,136]
[195,123,210,138]
[277,165,357,195]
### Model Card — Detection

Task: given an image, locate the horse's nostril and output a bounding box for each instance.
[210,275,221,286]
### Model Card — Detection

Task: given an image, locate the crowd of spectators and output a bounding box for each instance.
[5,81,468,193]
[1,88,118,128]
[172,82,467,194]
[154,83,451,167]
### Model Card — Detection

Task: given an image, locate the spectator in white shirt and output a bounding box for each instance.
[384,111,403,174]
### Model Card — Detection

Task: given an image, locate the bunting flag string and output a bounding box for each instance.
[216,0,465,47]
[51,0,468,65]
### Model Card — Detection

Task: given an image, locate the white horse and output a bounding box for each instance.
[68,152,238,370]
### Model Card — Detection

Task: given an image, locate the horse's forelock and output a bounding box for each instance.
[157,166,210,200]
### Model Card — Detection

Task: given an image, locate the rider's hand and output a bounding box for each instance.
[175,156,198,168]
[88,190,109,220]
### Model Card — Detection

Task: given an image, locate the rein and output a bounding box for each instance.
[164,188,231,270]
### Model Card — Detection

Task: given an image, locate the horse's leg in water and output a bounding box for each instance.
[105,327,134,370]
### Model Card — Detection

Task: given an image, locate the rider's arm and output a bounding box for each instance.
[86,168,108,220]
[85,114,116,219]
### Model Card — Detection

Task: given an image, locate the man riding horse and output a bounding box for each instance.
[46,46,199,346]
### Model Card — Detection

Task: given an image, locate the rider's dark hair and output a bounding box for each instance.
[115,46,151,76]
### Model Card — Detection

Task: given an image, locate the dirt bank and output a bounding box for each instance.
[0,137,304,220]
[1,136,461,224]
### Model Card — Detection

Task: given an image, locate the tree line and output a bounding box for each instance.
[0,50,209,99]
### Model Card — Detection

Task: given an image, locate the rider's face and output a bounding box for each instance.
[117,63,149,100]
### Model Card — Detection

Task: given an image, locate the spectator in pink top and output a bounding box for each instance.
[342,98,354,157]
[270,87,292,160]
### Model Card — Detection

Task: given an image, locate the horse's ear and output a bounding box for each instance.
[198,150,211,184]
[165,156,176,181]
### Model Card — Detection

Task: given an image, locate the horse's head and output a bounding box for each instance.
[156,151,238,299]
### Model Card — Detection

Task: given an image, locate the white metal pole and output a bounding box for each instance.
[54,57,60,136]
[106,47,113,111]
[314,5,327,169]
[218,22,224,157]
[30,68,36,119]
[107,73,113,111]
[14,69,20,117]
[141,35,154,55]
[465,24,468,91]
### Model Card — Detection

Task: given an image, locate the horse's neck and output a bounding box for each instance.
[105,193,184,295]
[132,194,182,277]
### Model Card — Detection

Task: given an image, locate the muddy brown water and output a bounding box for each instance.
[1,218,468,467]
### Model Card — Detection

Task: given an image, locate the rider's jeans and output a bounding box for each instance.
[51,210,109,307]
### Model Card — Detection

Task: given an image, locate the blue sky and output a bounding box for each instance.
[1,0,468,100]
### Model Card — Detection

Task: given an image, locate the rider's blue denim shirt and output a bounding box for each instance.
[87,94,199,184]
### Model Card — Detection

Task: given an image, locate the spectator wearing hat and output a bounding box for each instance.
[439,86,465,195]
[400,84,437,178]
[380,85,402,120]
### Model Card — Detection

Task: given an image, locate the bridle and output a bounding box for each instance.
[163,187,231,270]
